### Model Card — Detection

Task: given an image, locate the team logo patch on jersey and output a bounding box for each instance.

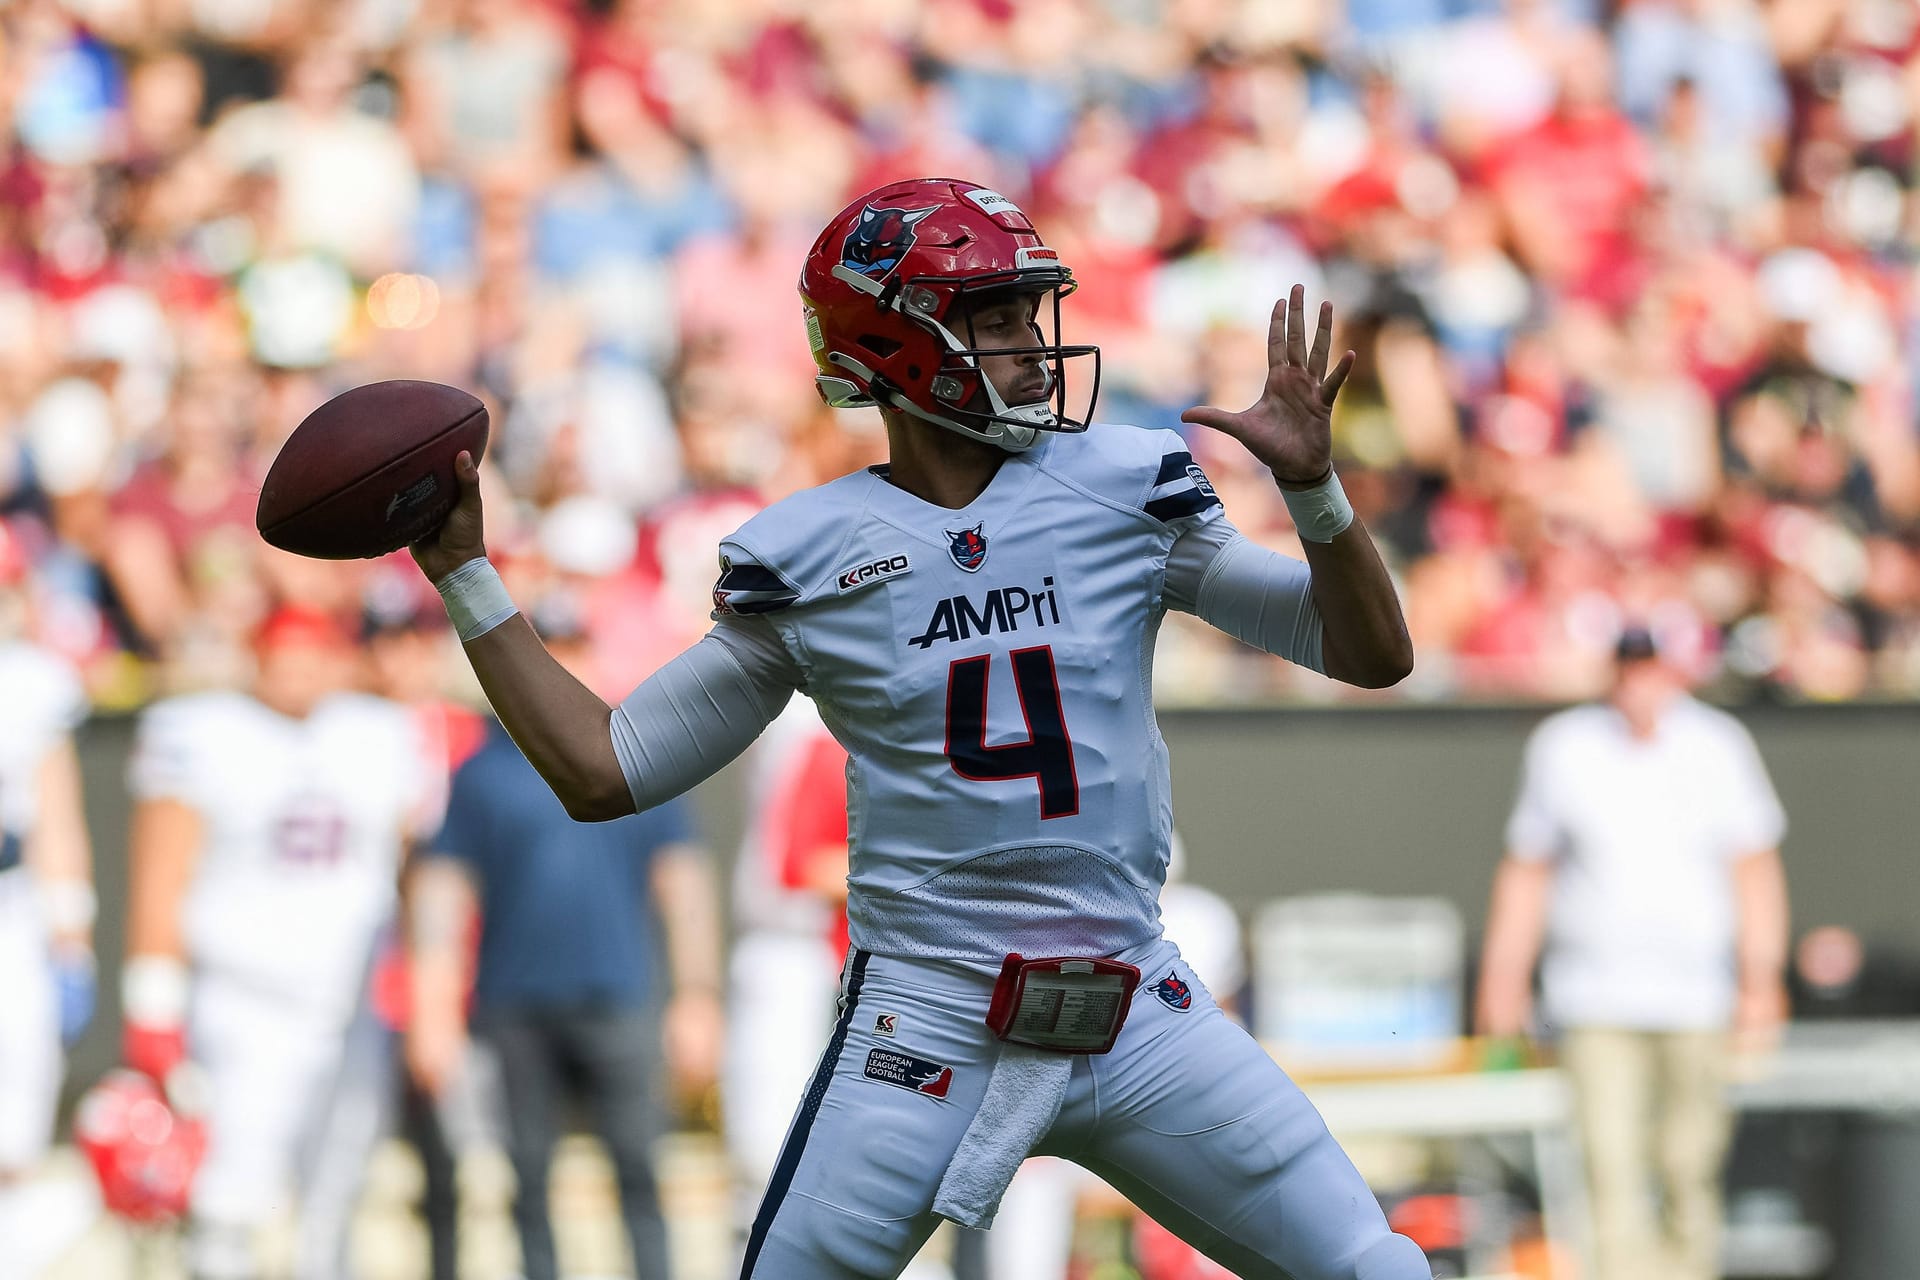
[838,552,912,593]
[864,1047,953,1098]
[1186,464,1217,499]
[1151,971,1192,1011]
[841,204,938,279]
[946,523,989,573]
[872,1012,899,1038]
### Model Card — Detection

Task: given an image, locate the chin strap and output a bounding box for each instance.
[875,380,1039,454]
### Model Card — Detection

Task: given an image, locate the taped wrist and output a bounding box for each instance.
[39,879,97,935]
[122,955,189,1029]
[1280,470,1354,543]
[434,557,518,641]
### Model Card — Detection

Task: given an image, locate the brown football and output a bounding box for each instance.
[256,380,488,560]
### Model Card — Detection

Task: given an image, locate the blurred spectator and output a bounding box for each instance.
[0,537,95,1274]
[0,0,1917,714]
[1475,625,1791,1280]
[405,600,723,1280]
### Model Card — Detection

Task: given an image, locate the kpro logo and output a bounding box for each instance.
[838,552,912,593]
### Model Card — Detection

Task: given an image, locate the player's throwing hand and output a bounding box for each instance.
[1180,283,1355,488]
[409,450,487,583]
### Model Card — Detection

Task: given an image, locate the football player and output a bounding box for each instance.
[122,605,437,1279]
[0,523,96,1271]
[411,178,1428,1280]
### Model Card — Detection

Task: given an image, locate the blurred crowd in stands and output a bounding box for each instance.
[4,0,1920,708]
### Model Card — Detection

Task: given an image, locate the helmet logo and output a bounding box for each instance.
[945,523,989,573]
[842,204,938,279]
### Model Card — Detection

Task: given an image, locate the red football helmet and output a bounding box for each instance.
[73,1070,207,1224]
[799,177,1101,452]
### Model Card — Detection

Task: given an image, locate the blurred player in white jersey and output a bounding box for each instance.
[408,177,1428,1280]
[0,521,98,1273]
[123,604,436,1280]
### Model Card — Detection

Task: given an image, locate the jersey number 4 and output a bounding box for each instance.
[945,645,1079,819]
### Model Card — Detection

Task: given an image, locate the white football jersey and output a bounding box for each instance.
[129,691,436,1014]
[0,642,86,869]
[712,424,1224,966]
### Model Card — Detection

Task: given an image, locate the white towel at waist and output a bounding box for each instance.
[932,1043,1072,1229]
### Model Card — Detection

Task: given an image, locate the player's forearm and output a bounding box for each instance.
[1296,520,1413,688]
[126,799,200,961]
[458,613,634,822]
[1733,849,1789,987]
[1475,858,1551,1029]
[29,740,95,950]
[654,850,724,998]
[403,857,474,1039]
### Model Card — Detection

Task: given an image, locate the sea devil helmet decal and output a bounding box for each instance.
[841,204,938,278]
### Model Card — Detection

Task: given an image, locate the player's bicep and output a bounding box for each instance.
[27,737,90,881]
[1167,518,1326,674]
[126,797,204,957]
[610,617,800,813]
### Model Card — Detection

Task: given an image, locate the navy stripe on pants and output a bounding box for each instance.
[739,950,871,1277]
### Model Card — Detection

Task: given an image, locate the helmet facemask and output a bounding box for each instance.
[823,263,1102,454]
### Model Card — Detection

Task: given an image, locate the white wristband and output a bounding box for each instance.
[1279,470,1354,543]
[122,955,189,1027]
[435,557,518,642]
[38,880,97,935]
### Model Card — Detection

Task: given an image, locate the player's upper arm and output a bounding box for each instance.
[609,614,801,814]
[1164,515,1326,674]
[27,737,91,880]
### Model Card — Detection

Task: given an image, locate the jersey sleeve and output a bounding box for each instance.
[38,653,86,735]
[127,699,211,808]
[710,545,803,618]
[1713,719,1786,858]
[1139,430,1225,531]
[1504,723,1568,861]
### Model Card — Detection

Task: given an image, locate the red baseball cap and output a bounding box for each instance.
[252,605,352,652]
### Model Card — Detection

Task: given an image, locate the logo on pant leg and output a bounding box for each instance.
[1150,970,1192,1011]
[863,1047,953,1098]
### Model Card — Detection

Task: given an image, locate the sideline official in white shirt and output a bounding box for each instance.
[1475,625,1790,1280]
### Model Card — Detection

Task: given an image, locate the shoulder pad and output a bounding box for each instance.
[1047,424,1224,526]
[711,473,874,616]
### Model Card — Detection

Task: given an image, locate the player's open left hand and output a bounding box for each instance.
[1180,283,1355,488]
[408,450,486,585]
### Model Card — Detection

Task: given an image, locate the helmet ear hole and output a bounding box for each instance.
[858,334,903,359]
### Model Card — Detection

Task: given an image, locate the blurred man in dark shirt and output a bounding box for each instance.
[405,602,722,1280]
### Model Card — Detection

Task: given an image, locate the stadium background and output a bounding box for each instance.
[5,0,1920,1276]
